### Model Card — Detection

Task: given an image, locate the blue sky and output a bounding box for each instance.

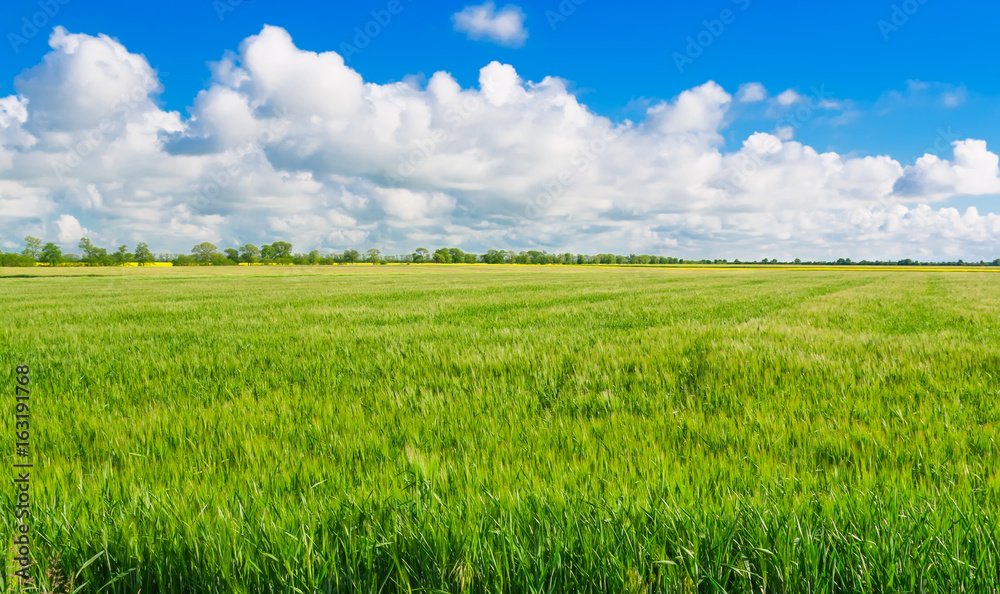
[1,0,999,259]
[4,0,996,159]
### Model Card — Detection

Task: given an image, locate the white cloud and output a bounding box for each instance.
[1,26,999,261]
[452,2,528,48]
[776,89,803,106]
[893,139,1000,198]
[55,214,91,243]
[736,82,767,103]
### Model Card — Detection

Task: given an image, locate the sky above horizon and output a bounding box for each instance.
[1,0,999,260]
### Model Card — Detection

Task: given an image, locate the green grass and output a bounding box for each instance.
[1,266,999,592]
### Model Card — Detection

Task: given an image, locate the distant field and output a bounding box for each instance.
[2,266,999,592]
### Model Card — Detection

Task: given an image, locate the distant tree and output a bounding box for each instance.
[448,247,465,263]
[224,248,240,263]
[134,242,154,265]
[78,237,110,265]
[343,249,361,263]
[239,244,261,263]
[40,242,62,265]
[112,245,133,264]
[365,248,381,263]
[39,242,62,264]
[22,236,42,260]
[414,247,429,263]
[78,237,95,261]
[210,253,236,266]
[482,249,503,264]
[192,242,219,263]
[0,253,34,267]
[271,241,293,259]
[433,248,451,263]
[308,250,320,264]
[260,244,276,261]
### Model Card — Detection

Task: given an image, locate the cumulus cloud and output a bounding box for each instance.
[893,139,1000,198]
[2,25,1000,260]
[55,214,91,243]
[452,2,528,47]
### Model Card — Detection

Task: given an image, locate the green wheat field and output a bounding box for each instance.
[2,265,999,593]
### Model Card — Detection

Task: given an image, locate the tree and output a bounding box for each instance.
[271,241,293,259]
[413,247,429,263]
[260,244,276,261]
[308,250,320,264]
[78,237,109,265]
[78,237,95,260]
[433,248,451,263]
[22,236,42,260]
[342,249,361,263]
[134,242,154,265]
[239,244,261,263]
[224,248,240,263]
[112,245,133,264]
[40,242,62,265]
[210,253,236,266]
[365,248,381,263]
[192,242,219,263]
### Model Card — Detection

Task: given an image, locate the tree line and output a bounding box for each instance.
[2,236,1000,267]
